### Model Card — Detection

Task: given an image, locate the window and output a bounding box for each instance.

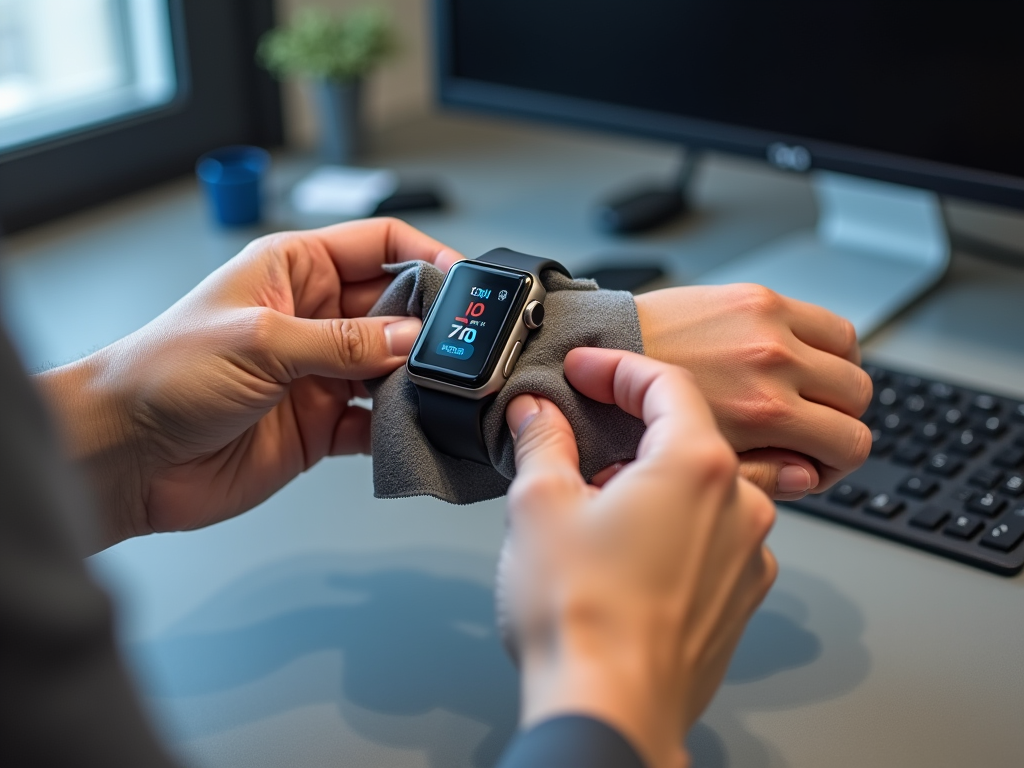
[0,0,178,152]
[0,0,282,233]
[0,0,179,152]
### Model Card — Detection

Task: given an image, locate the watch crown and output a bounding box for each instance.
[523,300,545,330]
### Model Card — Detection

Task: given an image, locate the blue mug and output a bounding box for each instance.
[196,146,271,227]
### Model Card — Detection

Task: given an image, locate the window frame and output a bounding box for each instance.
[0,0,283,233]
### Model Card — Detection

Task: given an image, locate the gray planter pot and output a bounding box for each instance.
[311,78,364,164]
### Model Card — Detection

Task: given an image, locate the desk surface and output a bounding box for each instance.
[3,113,1024,768]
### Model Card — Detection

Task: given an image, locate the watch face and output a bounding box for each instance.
[408,261,529,387]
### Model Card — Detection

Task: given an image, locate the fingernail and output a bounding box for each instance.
[777,465,812,495]
[506,394,541,442]
[384,318,422,357]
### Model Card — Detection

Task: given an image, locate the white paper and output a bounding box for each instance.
[291,166,400,217]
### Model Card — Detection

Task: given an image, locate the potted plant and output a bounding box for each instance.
[258,7,397,164]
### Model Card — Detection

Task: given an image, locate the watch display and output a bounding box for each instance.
[408,261,528,386]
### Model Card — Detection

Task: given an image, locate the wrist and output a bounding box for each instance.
[35,346,144,549]
[518,608,691,768]
[633,292,672,363]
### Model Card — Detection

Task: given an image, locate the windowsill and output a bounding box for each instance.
[0,86,178,155]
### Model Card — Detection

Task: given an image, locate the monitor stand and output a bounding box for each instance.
[695,171,950,338]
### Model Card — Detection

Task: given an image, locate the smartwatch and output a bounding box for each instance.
[406,248,571,464]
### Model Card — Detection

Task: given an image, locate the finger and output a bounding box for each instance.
[563,347,722,463]
[288,376,374,459]
[591,461,631,488]
[303,218,464,282]
[794,345,873,417]
[340,274,398,318]
[737,448,820,501]
[507,394,584,489]
[284,376,354,468]
[331,404,372,456]
[738,474,778,537]
[749,399,872,487]
[757,545,779,600]
[681,481,776,728]
[731,541,779,635]
[783,295,861,364]
[495,537,522,667]
[260,311,422,381]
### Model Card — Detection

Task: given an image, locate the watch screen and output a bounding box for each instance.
[409,261,528,385]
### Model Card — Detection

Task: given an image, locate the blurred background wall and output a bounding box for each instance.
[275,0,432,148]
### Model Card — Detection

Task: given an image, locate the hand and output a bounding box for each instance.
[634,283,873,500]
[499,348,777,768]
[37,218,462,551]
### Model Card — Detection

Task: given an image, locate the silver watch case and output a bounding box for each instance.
[406,261,546,400]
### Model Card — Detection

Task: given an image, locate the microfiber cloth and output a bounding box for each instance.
[366,261,646,504]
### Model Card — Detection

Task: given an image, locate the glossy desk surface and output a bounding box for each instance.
[3,114,1024,768]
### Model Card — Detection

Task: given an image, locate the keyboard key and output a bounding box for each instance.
[972,394,999,413]
[941,407,965,426]
[893,443,926,466]
[945,513,983,539]
[975,415,1006,437]
[928,382,957,402]
[968,466,1003,490]
[864,493,905,518]
[899,475,938,499]
[870,432,895,457]
[967,492,1006,517]
[913,421,946,444]
[909,505,950,530]
[951,487,974,504]
[924,452,962,477]
[994,445,1024,469]
[1012,403,1024,423]
[881,412,911,435]
[1015,430,1024,447]
[1002,474,1024,497]
[904,394,929,415]
[830,483,867,506]
[877,387,897,406]
[948,429,985,456]
[980,518,1024,552]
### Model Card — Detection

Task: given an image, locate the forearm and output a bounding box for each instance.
[519,625,691,768]
[34,347,143,550]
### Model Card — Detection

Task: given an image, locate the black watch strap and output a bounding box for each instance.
[416,249,570,465]
[417,387,494,464]
[476,247,572,279]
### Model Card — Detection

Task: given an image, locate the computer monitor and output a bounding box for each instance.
[434,1,1024,335]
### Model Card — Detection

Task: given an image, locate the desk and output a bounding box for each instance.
[3,113,1024,768]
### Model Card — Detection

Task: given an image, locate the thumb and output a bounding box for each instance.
[264,312,422,381]
[738,448,820,501]
[507,394,583,485]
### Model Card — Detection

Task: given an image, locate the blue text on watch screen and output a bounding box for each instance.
[410,262,527,381]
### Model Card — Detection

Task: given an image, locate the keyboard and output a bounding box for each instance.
[789,363,1024,576]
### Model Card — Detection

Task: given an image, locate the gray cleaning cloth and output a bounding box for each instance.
[366,261,646,504]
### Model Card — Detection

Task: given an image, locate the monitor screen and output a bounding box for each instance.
[440,0,1024,208]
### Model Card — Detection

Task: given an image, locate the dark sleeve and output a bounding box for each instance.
[0,328,180,768]
[497,716,648,768]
